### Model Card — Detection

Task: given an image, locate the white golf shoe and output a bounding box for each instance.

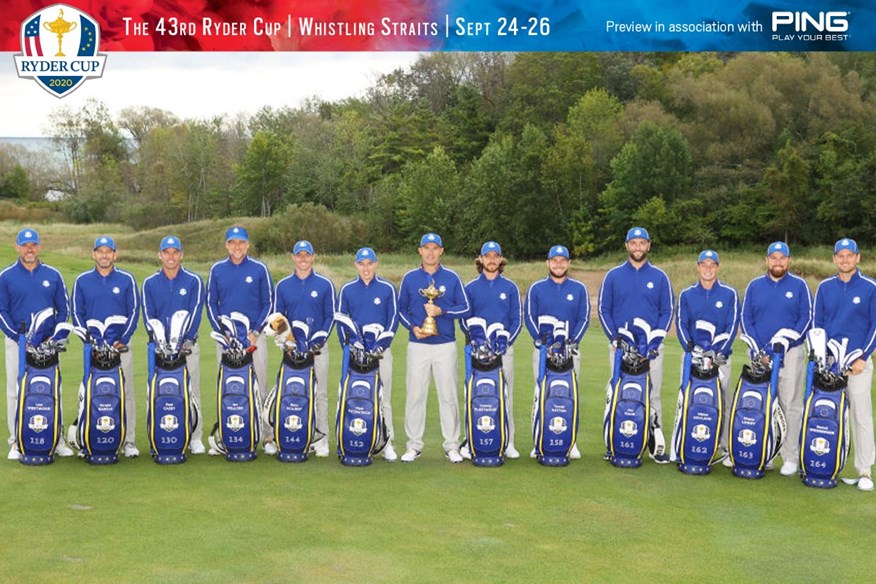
[264,441,278,456]
[8,445,21,461]
[505,444,520,459]
[446,449,464,463]
[55,442,75,457]
[123,443,140,458]
[779,461,798,476]
[858,474,874,492]
[400,449,420,463]
[382,443,398,462]
[189,441,206,455]
[313,437,330,458]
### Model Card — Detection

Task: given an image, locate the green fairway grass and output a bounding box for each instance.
[1,222,874,583]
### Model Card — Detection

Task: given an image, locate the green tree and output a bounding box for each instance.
[234,130,291,217]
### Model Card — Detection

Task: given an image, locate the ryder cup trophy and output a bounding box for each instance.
[43,9,77,57]
[418,280,444,337]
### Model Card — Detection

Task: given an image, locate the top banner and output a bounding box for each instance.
[2,0,874,52]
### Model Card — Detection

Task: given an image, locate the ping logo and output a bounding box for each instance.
[771,11,849,32]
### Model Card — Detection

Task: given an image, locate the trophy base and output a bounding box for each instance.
[421,317,439,336]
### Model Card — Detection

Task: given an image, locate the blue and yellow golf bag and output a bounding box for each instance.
[147,348,196,464]
[671,349,724,475]
[214,350,260,462]
[604,340,651,468]
[464,344,508,468]
[16,336,63,465]
[15,314,72,466]
[267,350,319,462]
[336,345,388,466]
[729,351,786,479]
[799,358,850,489]
[533,342,579,467]
[75,344,126,465]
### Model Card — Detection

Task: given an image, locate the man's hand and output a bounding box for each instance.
[247,331,258,347]
[423,303,442,318]
[412,326,428,340]
[850,358,866,375]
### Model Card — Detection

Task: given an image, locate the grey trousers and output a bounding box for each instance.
[404,341,460,453]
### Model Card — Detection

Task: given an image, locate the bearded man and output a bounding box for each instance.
[740,242,812,476]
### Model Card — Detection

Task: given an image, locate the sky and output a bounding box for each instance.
[0,52,422,137]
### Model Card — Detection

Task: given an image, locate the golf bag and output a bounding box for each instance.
[604,340,651,468]
[336,347,388,466]
[146,310,198,464]
[264,314,324,463]
[208,311,261,462]
[799,329,852,489]
[532,317,579,467]
[213,350,260,462]
[333,313,390,466]
[15,310,72,465]
[671,347,724,475]
[74,345,126,464]
[463,318,509,467]
[70,316,131,465]
[728,337,786,479]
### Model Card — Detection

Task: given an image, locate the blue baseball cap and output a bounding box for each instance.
[480,241,502,256]
[160,236,182,251]
[834,238,859,255]
[225,226,248,242]
[626,227,650,242]
[767,241,790,257]
[293,240,314,255]
[94,236,116,251]
[16,228,40,245]
[697,250,719,264]
[548,245,570,259]
[419,233,443,247]
[355,247,377,263]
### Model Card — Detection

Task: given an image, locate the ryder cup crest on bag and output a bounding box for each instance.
[209,312,260,462]
[728,334,787,479]
[334,313,389,466]
[71,316,129,465]
[670,320,729,475]
[263,313,322,462]
[799,329,851,489]
[463,317,509,467]
[532,316,579,467]
[15,309,74,465]
[146,310,198,464]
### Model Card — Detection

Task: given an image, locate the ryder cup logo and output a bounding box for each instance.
[160,415,179,431]
[691,424,711,442]
[810,436,831,456]
[96,415,115,433]
[284,415,302,431]
[619,420,638,438]
[349,418,368,436]
[549,416,567,434]
[226,415,245,431]
[477,416,495,433]
[14,4,107,98]
[28,415,49,432]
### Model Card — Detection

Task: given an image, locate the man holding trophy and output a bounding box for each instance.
[398,233,471,463]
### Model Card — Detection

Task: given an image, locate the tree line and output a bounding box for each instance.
[3,52,876,258]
